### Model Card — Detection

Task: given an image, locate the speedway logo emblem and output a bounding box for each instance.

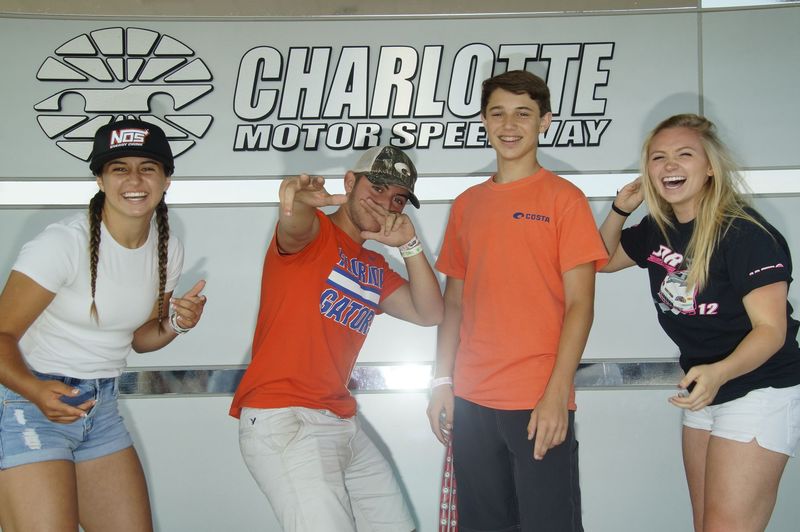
[34,27,213,162]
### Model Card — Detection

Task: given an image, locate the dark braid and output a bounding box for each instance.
[88,190,105,323]
[155,194,170,330]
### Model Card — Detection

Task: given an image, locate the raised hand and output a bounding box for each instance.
[279,174,347,216]
[614,177,644,214]
[170,279,207,331]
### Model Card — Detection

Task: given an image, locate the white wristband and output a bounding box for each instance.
[399,235,423,258]
[169,312,191,335]
[431,376,453,388]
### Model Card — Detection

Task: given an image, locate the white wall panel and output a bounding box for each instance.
[701,6,800,168]
[119,390,800,531]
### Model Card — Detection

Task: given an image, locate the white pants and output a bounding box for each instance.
[239,406,414,532]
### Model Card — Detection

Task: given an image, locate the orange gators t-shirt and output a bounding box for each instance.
[230,211,405,419]
[436,169,608,410]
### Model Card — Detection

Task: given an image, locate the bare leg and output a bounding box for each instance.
[703,436,788,532]
[0,460,79,532]
[75,447,153,532]
[682,426,710,532]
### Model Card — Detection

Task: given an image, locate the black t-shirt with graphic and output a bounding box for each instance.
[621,210,800,405]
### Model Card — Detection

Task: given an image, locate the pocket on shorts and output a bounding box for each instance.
[0,395,48,449]
[240,408,303,454]
[1,388,37,423]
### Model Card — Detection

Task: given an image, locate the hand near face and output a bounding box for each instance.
[615,177,644,214]
[279,174,347,216]
[358,198,415,246]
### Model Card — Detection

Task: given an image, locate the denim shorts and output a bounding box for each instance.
[0,371,133,470]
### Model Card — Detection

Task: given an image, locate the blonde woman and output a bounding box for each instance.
[600,113,800,532]
[0,119,206,531]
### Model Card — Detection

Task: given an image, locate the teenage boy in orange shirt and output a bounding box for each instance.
[427,70,608,532]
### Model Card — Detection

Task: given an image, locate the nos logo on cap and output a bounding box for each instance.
[110,128,149,147]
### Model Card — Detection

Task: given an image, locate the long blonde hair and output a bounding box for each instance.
[640,114,764,290]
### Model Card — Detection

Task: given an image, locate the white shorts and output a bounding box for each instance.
[683,384,800,456]
[239,406,414,532]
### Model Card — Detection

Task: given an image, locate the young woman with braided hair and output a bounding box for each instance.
[0,119,206,531]
[601,114,800,532]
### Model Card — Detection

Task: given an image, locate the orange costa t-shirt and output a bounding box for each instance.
[229,211,405,419]
[436,169,608,410]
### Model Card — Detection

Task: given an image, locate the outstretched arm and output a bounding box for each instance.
[599,178,643,272]
[277,174,347,254]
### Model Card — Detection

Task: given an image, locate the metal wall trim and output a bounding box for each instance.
[2,169,799,206]
[118,360,683,397]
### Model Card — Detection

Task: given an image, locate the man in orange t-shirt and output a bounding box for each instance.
[427,71,608,532]
[231,146,443,532]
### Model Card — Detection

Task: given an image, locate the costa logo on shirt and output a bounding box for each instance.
[512,211,550,223]
[110,128,149,148]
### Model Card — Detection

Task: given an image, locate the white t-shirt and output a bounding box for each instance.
[13,213,183,378]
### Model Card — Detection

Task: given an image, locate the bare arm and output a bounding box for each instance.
[378,256,443,326]
[599,178,643,273]
[527,262,596,460]
[426,277,463,444]
[669,281,789,410]
[365,199,443,326]
[131,280,207,353]
[0,271,92,422]
[277,174,347,254]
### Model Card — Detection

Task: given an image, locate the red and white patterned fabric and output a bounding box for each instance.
[438,439,458,531]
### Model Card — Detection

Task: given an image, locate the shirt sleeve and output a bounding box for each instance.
[620,215,652,268]
[269,210,330,264]
[166,235,184,293]
[557,194,609,273]
[12,222,80,293]
[724,218,792,297]
[435,198,466,279]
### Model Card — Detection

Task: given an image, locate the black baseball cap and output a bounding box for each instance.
[89,119,174,176]
[351,146,419,208]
